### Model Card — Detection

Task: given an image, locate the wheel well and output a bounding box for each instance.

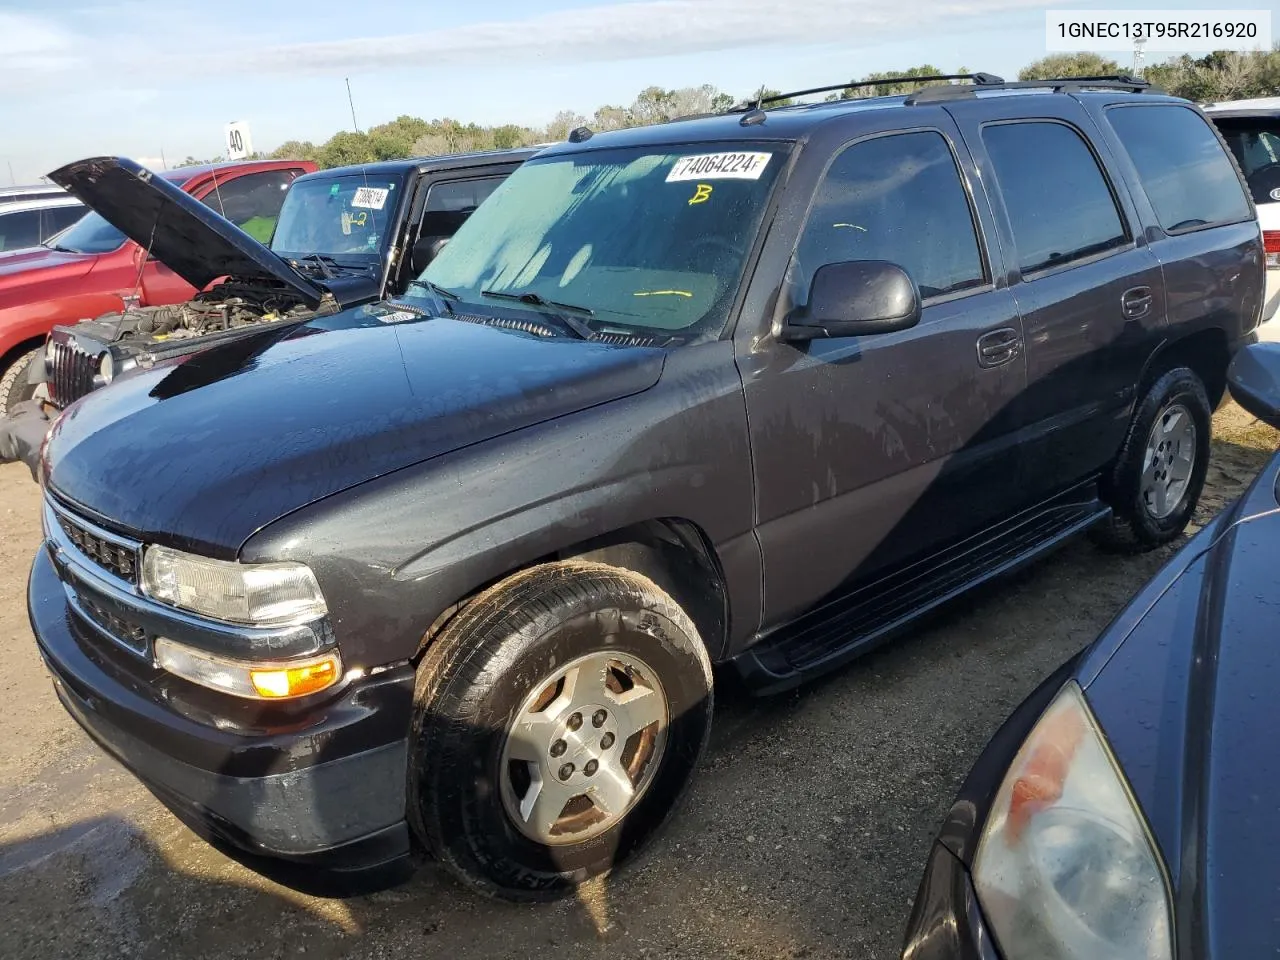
[416,519,729,663]
[0,335,43,377]
[1142,328,1229,410]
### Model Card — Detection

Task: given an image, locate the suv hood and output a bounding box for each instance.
[44,304,666,555]
[1078,454,1280,959]
[48,157,325,308]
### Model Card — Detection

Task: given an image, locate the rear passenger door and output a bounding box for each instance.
[947,98,1166,502]
[741,121,1027,629]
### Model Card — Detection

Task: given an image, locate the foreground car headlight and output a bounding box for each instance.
[141,545,328,626]
[973,682,1173,960]
[154,638,342,700]
[96,351,115,385]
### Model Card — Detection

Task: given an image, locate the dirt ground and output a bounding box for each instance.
[0,404,1275,960]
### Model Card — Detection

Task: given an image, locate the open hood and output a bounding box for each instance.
[48,157,325,308]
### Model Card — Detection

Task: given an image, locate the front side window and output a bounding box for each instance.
[0,209,41,251]
[421,143,788,337]
[1207,114,1280,206]
[41,204,86,240]
[1109,105,1252,231]
[983,121,1128,275]
[202,169,299,244]
[270,174,401,262]
[792,131,986,302]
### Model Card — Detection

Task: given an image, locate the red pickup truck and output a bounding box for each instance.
[0,158,316,412]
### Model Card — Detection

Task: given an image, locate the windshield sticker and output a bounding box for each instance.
[666,152,771,182]
[329,183,341,196]
[373,309,420,324]
[688,183,713,205]
[352,186,390,210]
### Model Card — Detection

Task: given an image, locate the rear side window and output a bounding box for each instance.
[982,121,1127,275]
[0,209,41,251]
[1208,115,1280,206]
[1108,105,1252,232]
[202,169,300,243]
[794,131,986,301]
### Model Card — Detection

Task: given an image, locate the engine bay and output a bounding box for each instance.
[99,279,319,343]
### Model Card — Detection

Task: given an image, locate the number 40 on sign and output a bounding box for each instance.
[224,121,253,160]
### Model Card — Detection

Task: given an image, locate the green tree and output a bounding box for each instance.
[271,140,318,162]
[1018,53,1124,81]
[317,131,377,169]
[492,124,532,149]
[842,65,957,98]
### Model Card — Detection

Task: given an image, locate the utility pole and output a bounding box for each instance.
[160,148,168,170]
[346,78,360,134]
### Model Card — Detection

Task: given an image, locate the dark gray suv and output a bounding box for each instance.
[28,74,1263,900]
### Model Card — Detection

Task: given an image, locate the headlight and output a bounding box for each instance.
[973,682,1173,960]
[141,545,328,626]
[154,638,342,700]
[97,351,115,385]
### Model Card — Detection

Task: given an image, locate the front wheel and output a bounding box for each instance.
[408,561,713,900]
[1091,366,1211,553]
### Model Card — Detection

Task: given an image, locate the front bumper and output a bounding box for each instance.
[902,841,1002,960]
[28,545,415,876]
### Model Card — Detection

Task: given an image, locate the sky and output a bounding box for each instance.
[2,0,1276,183]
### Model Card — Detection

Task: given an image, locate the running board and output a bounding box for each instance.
[732,489,1111,695]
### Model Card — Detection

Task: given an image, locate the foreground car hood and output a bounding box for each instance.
[1079,455,1280,958]
[48,157,325,307]
[45,305,666,555]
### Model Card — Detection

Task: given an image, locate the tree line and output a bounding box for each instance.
[175,48,1280,170]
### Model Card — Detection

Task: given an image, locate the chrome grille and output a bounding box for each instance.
[49,499,141,586]
[47,338,97,408]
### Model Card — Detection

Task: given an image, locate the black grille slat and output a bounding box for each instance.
[77,595,148,656]
[54,511,140,585]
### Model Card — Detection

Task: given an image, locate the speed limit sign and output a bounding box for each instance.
[224,121,253,160]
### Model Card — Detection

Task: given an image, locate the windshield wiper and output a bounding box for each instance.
[406,279,458,315]
[289,254,337,279]
[480,289,596,341]
[43,242,77,254]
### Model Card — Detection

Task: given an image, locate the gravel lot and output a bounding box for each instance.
[1,404,1275,960]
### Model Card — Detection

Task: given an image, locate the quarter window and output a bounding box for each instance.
[794,131,986,301]
[1111,105,1253,229]
[982,121,1127,275]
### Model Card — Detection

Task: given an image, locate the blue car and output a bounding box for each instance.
[902,341,1280,960]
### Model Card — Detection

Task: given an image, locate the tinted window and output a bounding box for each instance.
[41,205,86,240]
[0,209,42,251]
[1110,105,1252,231]
[425,177,505,213]
[1208,115,1280,206]
[50,212,126,254]
[794,131,985,301]
[983,122,1127,275]
[202,169,299,243]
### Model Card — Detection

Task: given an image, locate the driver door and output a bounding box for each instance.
[738,124,1026,630]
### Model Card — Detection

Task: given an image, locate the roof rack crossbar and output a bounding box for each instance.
[906,74,1157,103]
[735,72,1006,111]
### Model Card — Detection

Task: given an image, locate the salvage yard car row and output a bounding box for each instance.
[4,72,1278,959]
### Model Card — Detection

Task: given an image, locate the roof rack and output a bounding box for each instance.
[734,73,1006,111]
[906,74,1157,103]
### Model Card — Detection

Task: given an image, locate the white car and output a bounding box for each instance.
[0,194,86,252]
[1206,97,1280,339]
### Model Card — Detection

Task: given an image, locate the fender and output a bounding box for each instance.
[241,341,762,668]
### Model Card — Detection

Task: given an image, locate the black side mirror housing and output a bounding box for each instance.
[1227,341,1280,429]
[781,260,922,341]
[411,235,451,275]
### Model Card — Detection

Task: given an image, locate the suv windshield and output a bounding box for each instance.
[270,174,400,263]
[46,211,125,254]
[420,143,789,337]
[1214,115,1280,205]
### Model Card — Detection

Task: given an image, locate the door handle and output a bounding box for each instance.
[1122,286,1153,320]
[976,328,1021,368]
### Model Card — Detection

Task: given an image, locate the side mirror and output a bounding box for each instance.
[781,260,921,342]
[1227,342,1280,430]
[411,235,450,275]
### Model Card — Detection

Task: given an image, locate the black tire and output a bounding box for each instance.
[0,347,38,416]
[408,560,713,900]
[1090,366,1211,553]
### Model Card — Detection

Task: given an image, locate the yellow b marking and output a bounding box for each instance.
[689,183,713,205]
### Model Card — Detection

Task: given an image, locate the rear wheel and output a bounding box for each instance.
[0,347,38,416]
[408,561,713,900]
[1090,367,1211,553]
